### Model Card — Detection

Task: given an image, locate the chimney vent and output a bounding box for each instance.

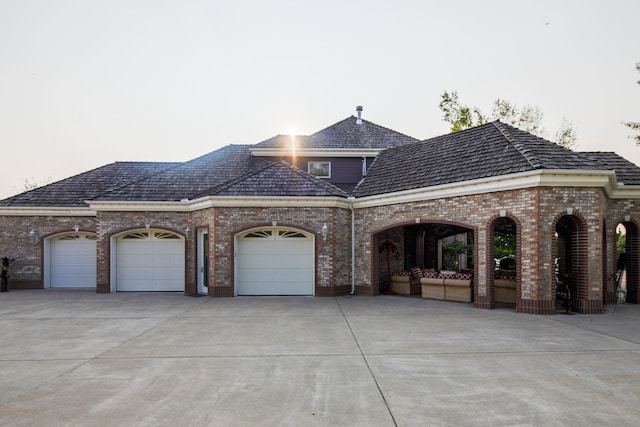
[356,106,363,124]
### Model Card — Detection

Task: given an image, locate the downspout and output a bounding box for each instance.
[348,196,356,294]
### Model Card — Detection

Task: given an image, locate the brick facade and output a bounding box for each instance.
[2,185,640,314]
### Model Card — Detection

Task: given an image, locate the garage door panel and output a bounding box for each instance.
[116,232,184,292]
[50,236,97,288]
[237,228,313,296]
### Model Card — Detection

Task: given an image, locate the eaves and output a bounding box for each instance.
[352,169,623,209]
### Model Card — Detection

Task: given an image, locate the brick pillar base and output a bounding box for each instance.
[516,299,556,315]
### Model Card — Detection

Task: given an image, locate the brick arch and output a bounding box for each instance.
[369,219,477,296]
[552,211,597,313]
[615,218,640,304]
[482,213,522,310]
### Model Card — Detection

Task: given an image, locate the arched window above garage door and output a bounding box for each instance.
[119,231,181,240]
[241,229,309,240]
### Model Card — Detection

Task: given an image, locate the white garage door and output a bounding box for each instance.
[50,234,97,288]
[237,228,314,295]
[116,231,185,292]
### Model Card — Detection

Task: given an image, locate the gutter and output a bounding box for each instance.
[348,196,356,295]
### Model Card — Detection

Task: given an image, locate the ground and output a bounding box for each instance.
[1,290,639,426]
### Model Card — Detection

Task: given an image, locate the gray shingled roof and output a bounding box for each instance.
[353,121,640,197]
[5,119,639,208]
[196,161,348,197]
[577,152,640,185]
[0,162,179,207]
[253,116,419,150]
[91,145,271,202]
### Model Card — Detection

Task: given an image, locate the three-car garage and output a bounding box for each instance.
[45,227,314,295]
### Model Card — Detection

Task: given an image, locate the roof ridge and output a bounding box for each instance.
[310,115,420,141]
[492,121,541,169]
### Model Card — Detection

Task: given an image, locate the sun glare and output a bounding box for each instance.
[289,132,297,163]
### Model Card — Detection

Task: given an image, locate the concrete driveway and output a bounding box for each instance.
[1,290,639,426]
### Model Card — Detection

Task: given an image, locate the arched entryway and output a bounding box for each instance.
[614,221,639,304]
[373,221,475,297]
[554,214,593,313]
[489,216,519,309]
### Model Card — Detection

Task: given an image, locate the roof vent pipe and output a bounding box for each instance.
[356,106,363,124]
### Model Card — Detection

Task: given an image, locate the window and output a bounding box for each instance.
[308,161,331,178]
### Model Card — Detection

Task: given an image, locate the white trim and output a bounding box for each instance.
[250,148,382,157]
[352,170,621,209]
[0,207,95,216]
[5,169,640,216]
[88,196,352,211]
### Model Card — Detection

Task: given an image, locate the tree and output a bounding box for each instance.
[439,90,578,149]
[22,177,51,192]
[555,117,578,150]
[439,91,487,133]
[623,62,640,145]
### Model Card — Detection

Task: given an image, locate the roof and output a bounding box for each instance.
[4,118,640,208]
[91,145,270,202]
[2,144,349,207]
[577,152,640,185]
[353,121,640,197]
[0,162,179,207]
[196,161,348,197]
[253,116,419,151]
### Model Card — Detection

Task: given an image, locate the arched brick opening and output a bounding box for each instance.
[554,213,598,313]
[485,214,521,311]
[617,220,640,304]
[370,220,476,297]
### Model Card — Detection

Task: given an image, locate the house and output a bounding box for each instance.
[2,107,640,314]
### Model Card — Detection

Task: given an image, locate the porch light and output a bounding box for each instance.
[29,229,39,244]
[321,223,328,241]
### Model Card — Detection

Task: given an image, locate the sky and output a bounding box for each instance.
[1,0,639,199]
